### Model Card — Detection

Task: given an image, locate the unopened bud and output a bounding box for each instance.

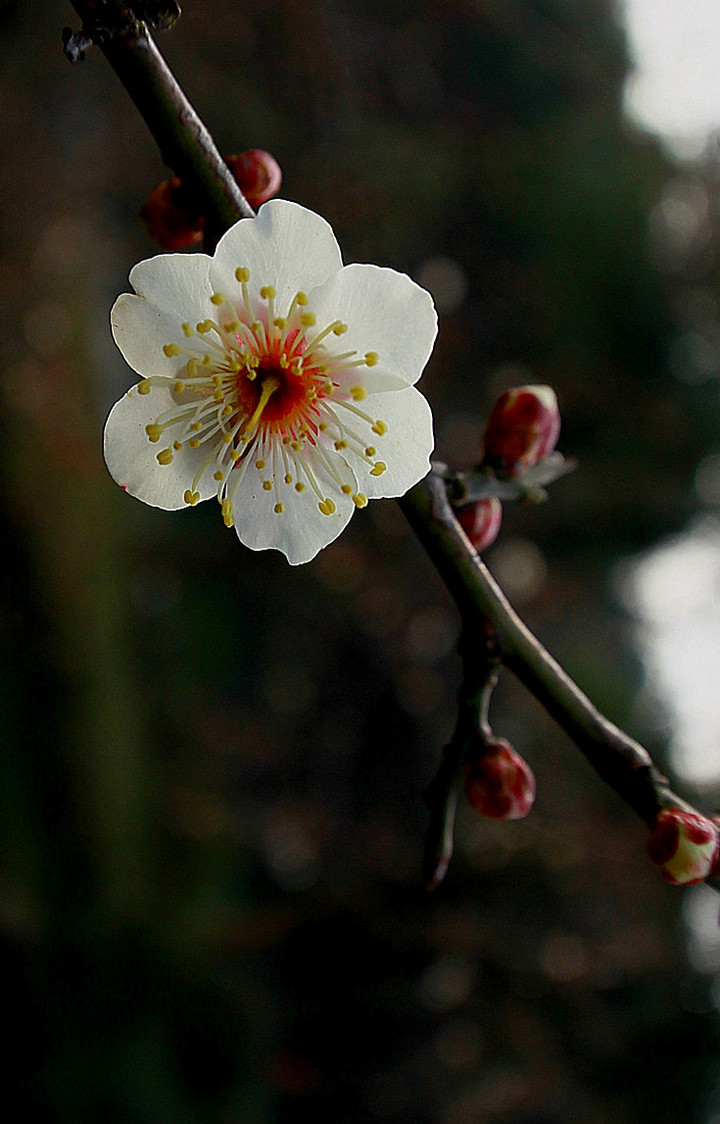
[647,808,719,885]
[456,497,502,553]
[226,150,283,208]
[482,385,560,477]
[464,736,536,820]
[140,178,204,250]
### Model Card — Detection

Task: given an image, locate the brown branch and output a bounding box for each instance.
[64,2,717,890]
[399,469,699,827]
[66,2,253,242]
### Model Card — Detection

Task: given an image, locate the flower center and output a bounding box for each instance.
[137,270,390,527]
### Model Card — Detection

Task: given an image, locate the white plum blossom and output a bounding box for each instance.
[104,199,437,564]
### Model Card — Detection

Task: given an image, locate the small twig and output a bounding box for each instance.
[423,630,500,889]
[400,470,702,830]
[66,1,253,243]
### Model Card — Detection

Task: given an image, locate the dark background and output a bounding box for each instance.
[2,1,720,1120]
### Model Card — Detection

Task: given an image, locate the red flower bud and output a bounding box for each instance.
[647,808,719,885]
[140,151,282,250]
[482,385,560,477]
[463,736,536,820]
[456,497,502,552]
[226,150,283,208]
[140,178,204,251]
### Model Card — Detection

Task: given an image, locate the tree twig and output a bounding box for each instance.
[66,1,254,242]
[64,2,718,890]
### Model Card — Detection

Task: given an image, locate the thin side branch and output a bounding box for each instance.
[67,2,254,241]
[399,470,697,830]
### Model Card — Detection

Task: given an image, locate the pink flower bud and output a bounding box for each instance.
[226,150,283,208]
[463,737,536,820]
[141,151,282,250]
[140,178,204,251]
[647,808,719,885]
[482,385,560,477]
[456,497,502,552]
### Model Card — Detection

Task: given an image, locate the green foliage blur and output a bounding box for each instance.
[2,0,720,1120]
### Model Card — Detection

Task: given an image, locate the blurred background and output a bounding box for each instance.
[4,0,720,1119]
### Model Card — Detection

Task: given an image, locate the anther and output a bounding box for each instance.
[333,322,348,335]
[138,380,152,395]
[214,471,225,481]
[350,386,366,401]
[172,380,185,393]
[353,493,368,508]
[365,446,376,456]
[184,489,201,505]
[182,322,193,337]
[235,267,250,283]
[341,485,352,494]
[372,420,388,436]
[300,313,316,327]
[262,481,273,491]
[318,498,336,516]
[365,352,379,366]
[295,482,306,492]
[210,293,226,305]
[163,343,181,357]
[296,291,309,306]
[145,423,162,442]
[274,503,285,514]
[370,461,387,476]
[260,286,276,300]
[256,459,266,470]
[156,448,174,465]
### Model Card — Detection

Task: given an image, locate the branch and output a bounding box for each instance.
[66,1,253,242]
[400,469,705,826]
[64,3,718,891]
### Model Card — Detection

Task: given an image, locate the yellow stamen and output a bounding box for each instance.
[370,461,387,476]
[156,448,174,465]
[138,380,152,395]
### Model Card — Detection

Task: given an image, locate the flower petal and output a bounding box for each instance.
[231,439,356,565]
[351,384,434,498]
[308,263,437,386]
[128,250,213,320]
[211,200,343,316]
[103,382,218,510]
[111,294,192,380]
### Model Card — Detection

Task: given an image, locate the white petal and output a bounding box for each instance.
[128,250,213,320]
[111,294,195,379]
[211,200,343,316]
[351,385,434,499]
[231,440,356,565]
[330,361,410,396]
[103,383,218,510]
[308,263,437,386]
